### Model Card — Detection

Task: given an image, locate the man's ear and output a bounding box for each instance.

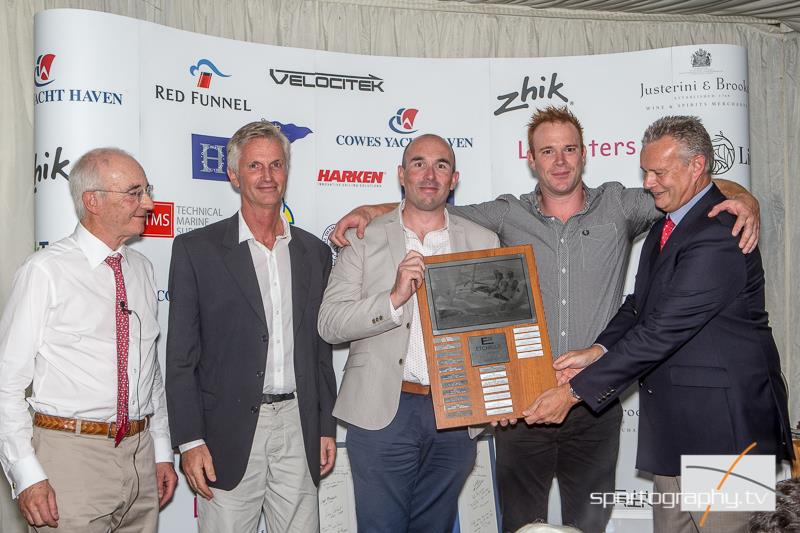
[82,190,100,215]
[228,167,239,188]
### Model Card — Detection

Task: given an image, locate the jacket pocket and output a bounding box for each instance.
[670,365,730,388]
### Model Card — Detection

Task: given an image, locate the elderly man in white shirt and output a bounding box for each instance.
[0,147,176,531]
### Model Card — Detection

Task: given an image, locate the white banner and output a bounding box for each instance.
[33,9,750,533]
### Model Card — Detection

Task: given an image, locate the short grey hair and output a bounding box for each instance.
[641,115,714,176]
[227,120,291,177]
[68,147,135,220]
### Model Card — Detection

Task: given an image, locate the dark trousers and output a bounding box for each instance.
[495,401,622,533]
[346,392,477,533]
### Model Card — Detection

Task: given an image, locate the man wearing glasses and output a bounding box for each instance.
[0,148,177,531]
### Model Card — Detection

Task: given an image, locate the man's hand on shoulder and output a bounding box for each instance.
[320,436,336,477]
[709,181,760,253]
[18,479,58,528]
[180,444,216,500]
[331,203,396,247]
[156,461,178,508]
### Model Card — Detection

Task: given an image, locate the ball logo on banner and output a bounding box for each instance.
[189,58,230,89]
[388,107,419,134]
[35,53,56,87]
[321,224,340,265]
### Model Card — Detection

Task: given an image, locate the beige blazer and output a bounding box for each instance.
[318,209,499,435]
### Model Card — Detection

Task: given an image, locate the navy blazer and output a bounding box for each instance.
[571,184,793,476]
[165,214,337,489]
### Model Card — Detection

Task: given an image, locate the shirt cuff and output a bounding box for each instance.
[178,439,206,454]
[8,455,48,498]
[593,343,608,354]
[152,436,175,464]
[389,296,403,324]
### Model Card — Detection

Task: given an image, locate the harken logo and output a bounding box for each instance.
[189,59,231,89]
[35,53,56,87]
[191,122,313,181]
[691,48,712,68]
[143,202,175,238]
[388,108,419,134]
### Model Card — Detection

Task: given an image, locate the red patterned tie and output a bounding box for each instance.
[105,255,129,446]
[659,217,676,251]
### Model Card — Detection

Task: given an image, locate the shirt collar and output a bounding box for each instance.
[531,183,595,218]
[238,210,292,245]
[668,181,713,227]
[397,199,450,235]
[74,223,128,268]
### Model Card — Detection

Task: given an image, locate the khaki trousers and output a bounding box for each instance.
[652,475,750,533]
[30,426,158,533]
[197,398,319,533]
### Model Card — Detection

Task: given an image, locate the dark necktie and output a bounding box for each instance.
[659,217,676,251]
[105,254,130,446]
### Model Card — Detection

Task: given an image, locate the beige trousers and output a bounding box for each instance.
[30,426,158,533]
[197,398,319,533]
[652,475,750,533]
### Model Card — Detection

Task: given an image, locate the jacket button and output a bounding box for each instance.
[406,323,411,329]
[647,389,653,394]
[399,358,404,365]
[250,406,258,413]
[261,335,268,342]
[256,371,265,378]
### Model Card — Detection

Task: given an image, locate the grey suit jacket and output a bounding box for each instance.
[318,209,499,432]
[166,214,337,489]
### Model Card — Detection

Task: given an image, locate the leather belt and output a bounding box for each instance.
[33,412,150,439]
[401,381,431,396]
[261,392,295,404]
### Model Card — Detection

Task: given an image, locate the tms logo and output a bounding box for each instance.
[34,147,70,193]
[189,59,230,89]
[35,53,56,87]
[388,108,419,134]
[143,202,174,238]
[494,73,569,116]
[191,122,313,181]
[269,68,384,92]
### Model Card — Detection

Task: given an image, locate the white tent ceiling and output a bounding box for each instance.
[455,1,800,31]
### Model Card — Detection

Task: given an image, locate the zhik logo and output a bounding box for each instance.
[388,108,419,134]
[189,59,230,89]
[35,54,56,87]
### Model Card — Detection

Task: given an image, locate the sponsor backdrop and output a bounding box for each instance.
[33,9,749,533]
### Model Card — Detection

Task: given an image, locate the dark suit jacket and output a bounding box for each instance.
[166,214,337,489]
[571,184,793,476]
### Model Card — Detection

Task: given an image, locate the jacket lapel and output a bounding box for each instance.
[222,214,268,327]
[289,228,310,335]
[448,218,468,253]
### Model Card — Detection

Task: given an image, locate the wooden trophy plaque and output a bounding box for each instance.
[416,245,556,429]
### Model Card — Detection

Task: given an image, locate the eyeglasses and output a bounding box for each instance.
[92,185,154,203]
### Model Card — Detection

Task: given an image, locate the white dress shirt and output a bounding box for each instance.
[179,210,296,453]
[0,224,172,497]
[389,202,452,385]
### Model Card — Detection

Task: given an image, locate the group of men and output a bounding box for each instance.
[0,106,792,533]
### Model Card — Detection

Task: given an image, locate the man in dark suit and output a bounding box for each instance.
[525,115,794,533]
[166,121,337,532]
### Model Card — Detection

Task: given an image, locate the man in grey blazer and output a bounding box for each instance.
[166,121,337,532]
[318,134,499,532]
